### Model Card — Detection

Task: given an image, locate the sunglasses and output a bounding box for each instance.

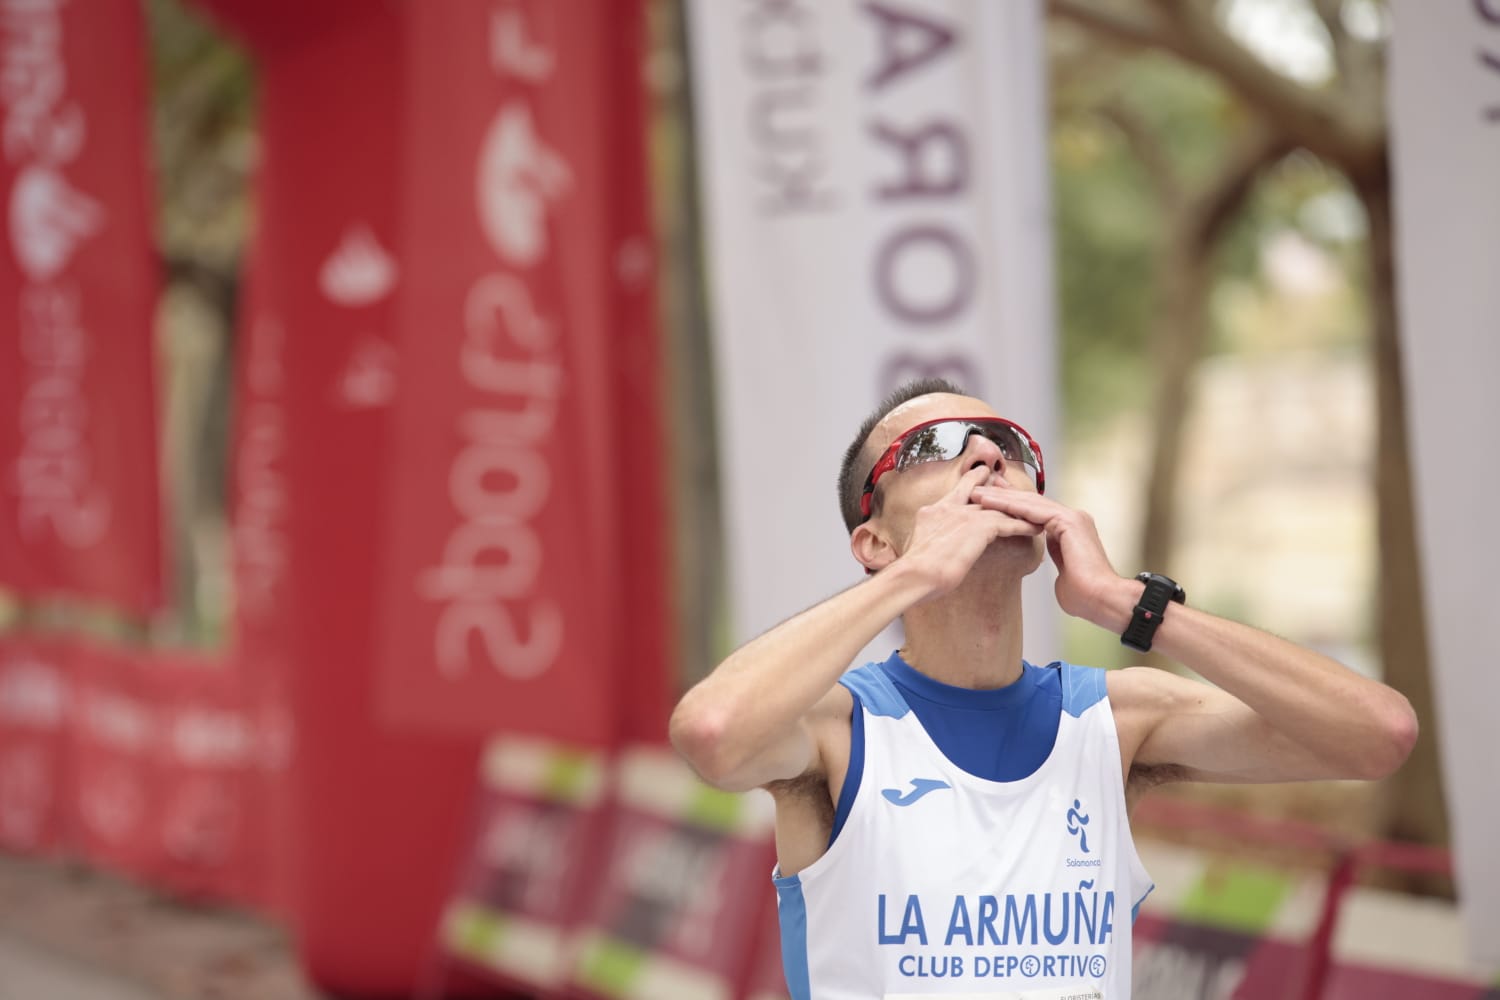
[859,416,1046,520]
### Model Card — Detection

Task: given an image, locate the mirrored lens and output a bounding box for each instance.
[894,422,968,471]
[988,424,1038,474]
[894,421,1039,479]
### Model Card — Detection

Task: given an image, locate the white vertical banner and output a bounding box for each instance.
[1388,0,1500,965]
[689,0,1059,666]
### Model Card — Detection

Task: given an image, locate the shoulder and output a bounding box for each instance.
[836,660,909,718]
[767,680,853,790]
[1049,660,1108,716]
[807,680,856,730]
[763,681,853,823]
[1107,666,1189,732]
[1106,666,1208,780]
[1107,665,1208,714]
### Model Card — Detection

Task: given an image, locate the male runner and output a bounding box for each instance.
[670,378,1416,999]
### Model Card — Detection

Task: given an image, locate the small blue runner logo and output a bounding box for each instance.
[1067,798,1091,853]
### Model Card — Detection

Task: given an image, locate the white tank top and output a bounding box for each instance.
[774,660,1153,1000]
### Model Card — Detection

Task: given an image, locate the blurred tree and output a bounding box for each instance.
[1051,77,1158,426]
[1050,0,1446,853]
[146,0,255,641]
[652,0,727,686]
[1053,48,1292,582]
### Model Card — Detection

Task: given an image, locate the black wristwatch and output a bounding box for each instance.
[1120,572,1186,653]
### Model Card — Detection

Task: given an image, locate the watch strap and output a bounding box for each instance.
[1121,572,1185,653]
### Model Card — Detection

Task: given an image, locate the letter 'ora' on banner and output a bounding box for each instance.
[688,0,1061,664]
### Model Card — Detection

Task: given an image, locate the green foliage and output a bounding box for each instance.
[1051,196,1153,428]
[1050,106,1155,428]
[1051,54,1243,429]
[1050,38,1371,424]
[1108,55,1246,188]
[147,0,255,119]
[143,0,255,643]
[146,0,256,258]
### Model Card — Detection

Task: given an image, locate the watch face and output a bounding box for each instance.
[1137,572,1185,604]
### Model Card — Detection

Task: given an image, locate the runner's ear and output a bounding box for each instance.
[851,520,896,575]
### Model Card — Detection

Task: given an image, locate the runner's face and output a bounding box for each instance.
[863,394,1038,538]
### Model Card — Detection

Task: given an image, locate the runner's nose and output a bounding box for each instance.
[962,428,1006,476]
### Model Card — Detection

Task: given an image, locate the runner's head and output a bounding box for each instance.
[838,379,1044,574]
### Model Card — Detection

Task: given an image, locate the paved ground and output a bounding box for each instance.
[0,938,163,1000]
[0,852,316,1000]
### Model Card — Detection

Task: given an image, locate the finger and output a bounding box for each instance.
[993,517,1045,538]
[971,484,1062,507]
[970,487,1063,522]
[943,464,996,506]
[974,508,1044,537]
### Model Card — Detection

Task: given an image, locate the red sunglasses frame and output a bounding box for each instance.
[859,416,1046,520]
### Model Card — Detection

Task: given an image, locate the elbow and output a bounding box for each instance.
[668,697,738,788]
[1360,694,1420,781]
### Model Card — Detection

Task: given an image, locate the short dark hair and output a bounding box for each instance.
[837,377,968,533]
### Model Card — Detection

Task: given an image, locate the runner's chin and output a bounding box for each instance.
[981,532,1045,575]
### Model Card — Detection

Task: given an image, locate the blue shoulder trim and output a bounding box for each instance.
[1058,661,1107,718]
[839,661,909,718]
[826,691,863,849]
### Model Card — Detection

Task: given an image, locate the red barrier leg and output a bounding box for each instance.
[1298,851,1358,1000]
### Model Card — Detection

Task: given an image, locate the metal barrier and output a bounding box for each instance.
[1134,795,1455,1000]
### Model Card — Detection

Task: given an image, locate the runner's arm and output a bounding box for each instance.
[971,487,1417,784]
[1109,598,1417,783]
[669,563,930,792]
[672,466,1038,792]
